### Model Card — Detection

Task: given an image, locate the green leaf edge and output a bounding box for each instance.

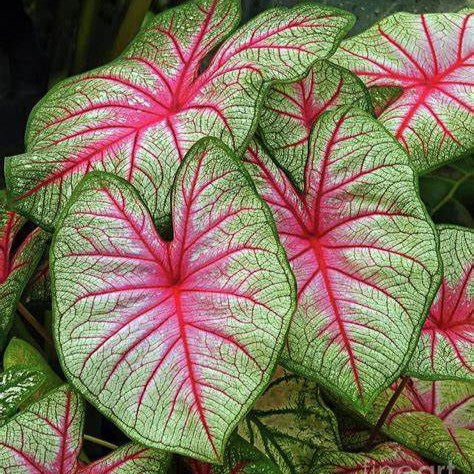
[50,136,298,463]
[273,105,443,413]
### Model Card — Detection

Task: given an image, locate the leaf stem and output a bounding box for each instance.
[431,172,472,215]
[83,434,118,450]
[366,376,410,449]
[17,302,54,347]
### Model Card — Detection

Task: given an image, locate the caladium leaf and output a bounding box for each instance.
[408,225,473,381]
[185,435,280,474]
[4,338,62,403]
[24,258,51,304]
[245,107,440,410]
[51,138,296,461]
[0,194,48,348]
[0,384,172,473]
[311,442,428,473]
[238,368,340,474]
[332,11,474,173]
[259,59,372,188]
[368,378,473,472]
[79,443,171,473]
[0,368,45,425]
[0,385,84,472]
[6,0,354,231]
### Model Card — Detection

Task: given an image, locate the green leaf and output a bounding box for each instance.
[0,367,45,425]
[51,138,296,462]
[408,225,473,381]
[367,378,474,472]
[311,442,428,473]
[245,107,441,410]
[6,0,354,231]
[185,435,280,473]
[259,59,372,189]
[332,11,474,173]
[3,338,62,403]
[0,194,48,349]
[238,368,340,474]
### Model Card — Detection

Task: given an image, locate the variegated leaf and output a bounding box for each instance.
[259,59,371,188]
[408,225,473,381]
[0,194,48,348]
[332,11,474,172]
[311,442,428,473]
[6,0,353,230]
[238,368,340,474]
[245,107,440,410]
[51,138,295,461]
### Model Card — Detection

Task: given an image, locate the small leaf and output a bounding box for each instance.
[51,138,296,461]
[3,338,62,402]
[6,0,353,230]
[0,385,84,472]
[78,443,171,473]
[259,59,371,188]
[0,194,48,348]
[0,367,45,425]
[245,107,440,410]
[408,225,473,381]
[238,368,340,474]
[185,435,280,474]
[368,378,473,472]
[332,11,474,172]
[311,442,428,473]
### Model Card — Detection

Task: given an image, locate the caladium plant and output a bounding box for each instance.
[0,194,48,348]
[1,0,473,472]
[5,0,353,231]
[51,138,295,461]
[0,384,171,473]
[332,10,474,173]
[245,107,440,410]
[408,225,473,382]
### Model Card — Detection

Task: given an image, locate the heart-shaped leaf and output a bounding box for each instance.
[238,368,340,474]
[259,59,371,188]
[24,258,50,304]
[6,0,353,231]
[245,107,440,410]
[408,225,473,381]
[0,384,171,473]
[0,368,45,425]
[51,138,295,461]
[185,435,280,474]
[373,378,473,472]
[331,11,474,173]
[0,194,48,348]
[311,442,428,473]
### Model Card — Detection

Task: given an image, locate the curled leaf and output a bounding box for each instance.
[332,11,474,172]
[0,194,48,348]
[409,225,473,381]
[51,138,295,461]
[6,0,353,230]
[245,107,440,410]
